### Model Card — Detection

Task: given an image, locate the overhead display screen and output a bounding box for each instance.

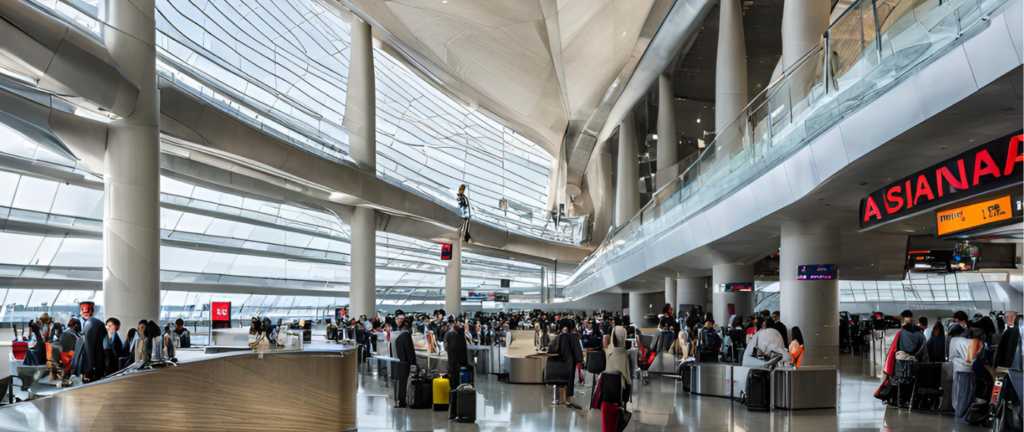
[936,195,1019,236]
[797,264,838,280]
[724,283,753,292]
[860,131,1023,230]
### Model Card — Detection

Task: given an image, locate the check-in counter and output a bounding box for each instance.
[505,330,546,384]
[773,366,837,410]
[0,343,359,432]
[690,363,734,398]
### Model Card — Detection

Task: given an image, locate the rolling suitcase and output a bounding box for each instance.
[407,373,432,409]
[433,374,451,411]
[455,383,476,423]
[680,363,695,392]
[600,401,619,432]
[586,350,607,374]
[745,369,771,411]
[460,366,474,386]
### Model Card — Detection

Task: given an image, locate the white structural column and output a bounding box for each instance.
[445,240,462,316]
[711,264,755,324]
[664,277,677,315]
[676,277,708,313]
[345,13,376,171]
[349,207,376,318]
[715,0,748,134]
[780,221,840,368]
[655,74,677,189]
[628,291,665,320]
[346,14,377,319]
[614,112,640,228]
[587,140,614,241]
[780,0,831,71]
[103,0,160,327]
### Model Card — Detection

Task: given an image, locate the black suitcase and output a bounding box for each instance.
[455,384,476,423]
[586,350,606,374]
[598,370,623,405]
[546,360,571,385]
[680,363,694,393]
[745,369,771,411]
[407,374,433,409]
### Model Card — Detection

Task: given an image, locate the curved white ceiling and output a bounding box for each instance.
[335,0,658,156]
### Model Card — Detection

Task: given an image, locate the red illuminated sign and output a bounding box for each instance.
[859,131,1023,230]
[212,302,231,322]
[440,243,452,261]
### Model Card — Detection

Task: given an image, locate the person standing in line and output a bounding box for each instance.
[457,184,472,243]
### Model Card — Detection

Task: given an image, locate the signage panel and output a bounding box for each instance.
[212,301,231,322]
[936,195,1015,236]
[724,283,753,292]
[860,131,1023,229]
[797,264,838,280]
[441,243,452,260]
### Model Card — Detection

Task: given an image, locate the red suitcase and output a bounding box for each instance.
[12,342,28,360]
[601,401,619,432]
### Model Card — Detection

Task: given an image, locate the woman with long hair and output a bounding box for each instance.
[789,327,805,368]
[927,321,946,362]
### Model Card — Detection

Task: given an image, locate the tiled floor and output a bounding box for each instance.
[354,354,988,431]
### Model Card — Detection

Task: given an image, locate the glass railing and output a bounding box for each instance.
[565,0,1012,298]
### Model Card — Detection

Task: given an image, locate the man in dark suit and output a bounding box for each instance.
[70,302,106,382]
[994,312,1020,369]
[392,322,417,408]
[772,311,789,347]
[553,318,584,409]
[444,318,470,388]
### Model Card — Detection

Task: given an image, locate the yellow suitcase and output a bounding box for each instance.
[433,375,451,411]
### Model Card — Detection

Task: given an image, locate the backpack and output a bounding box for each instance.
[701,329,722,349]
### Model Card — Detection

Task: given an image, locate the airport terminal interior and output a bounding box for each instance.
[0,0,1021,431]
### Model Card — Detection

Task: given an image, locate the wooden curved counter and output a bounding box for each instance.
[0,344,358,432]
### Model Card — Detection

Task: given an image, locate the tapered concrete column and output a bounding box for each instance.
[780,0,830,72]
[780,221,840,368]
[780,0,830,105]
[656,74,677,189]
[345,12,378,319]
[664,277,677,314]
[715,0,748,134]
[711,264,755,324]
[614,112,640,228]
[349,207,376,318]
[676,277,708,313]
[345,13,376,171]
[445,240,462,316]
[628,291,665,321]
[587,140,614,241]
[103,0,160,327]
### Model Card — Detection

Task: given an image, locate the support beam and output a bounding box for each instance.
[780,221,840,368]
[711,264,755,324]
[446,240,462,316]
[614,112,639,228]
[656,74,677,189]
[103,0,160,328]
[349,206,376,318]
[676,277,707,314]
[715,0,748,134]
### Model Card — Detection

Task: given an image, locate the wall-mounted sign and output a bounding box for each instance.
[797,264,838,280]
[936,195,1020,236]
[860,131,1023,230]
[724,283,753,292]
[211,301,231,323]
[440,243,452,260]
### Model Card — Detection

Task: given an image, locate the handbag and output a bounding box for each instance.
[617,406,632,432]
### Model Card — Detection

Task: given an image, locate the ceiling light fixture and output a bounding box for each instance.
[696,118,701,123]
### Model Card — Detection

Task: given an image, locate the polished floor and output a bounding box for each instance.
[355,355,987,432]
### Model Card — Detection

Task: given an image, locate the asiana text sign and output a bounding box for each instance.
[860,131,1023,229]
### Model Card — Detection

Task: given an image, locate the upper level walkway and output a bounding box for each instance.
[565,0,1024,298]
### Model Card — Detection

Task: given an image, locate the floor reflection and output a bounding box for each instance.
[354,355,984,431]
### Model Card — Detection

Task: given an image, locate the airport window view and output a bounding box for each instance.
[0,0,1020,431]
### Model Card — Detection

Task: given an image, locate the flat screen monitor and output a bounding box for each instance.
[724,283,753,292]
[797,264,838,280]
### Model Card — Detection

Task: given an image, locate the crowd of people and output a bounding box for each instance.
[877,309,1020,425]
[15,302,191,385]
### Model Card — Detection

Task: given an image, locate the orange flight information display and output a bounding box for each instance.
[936,195,1014,236]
